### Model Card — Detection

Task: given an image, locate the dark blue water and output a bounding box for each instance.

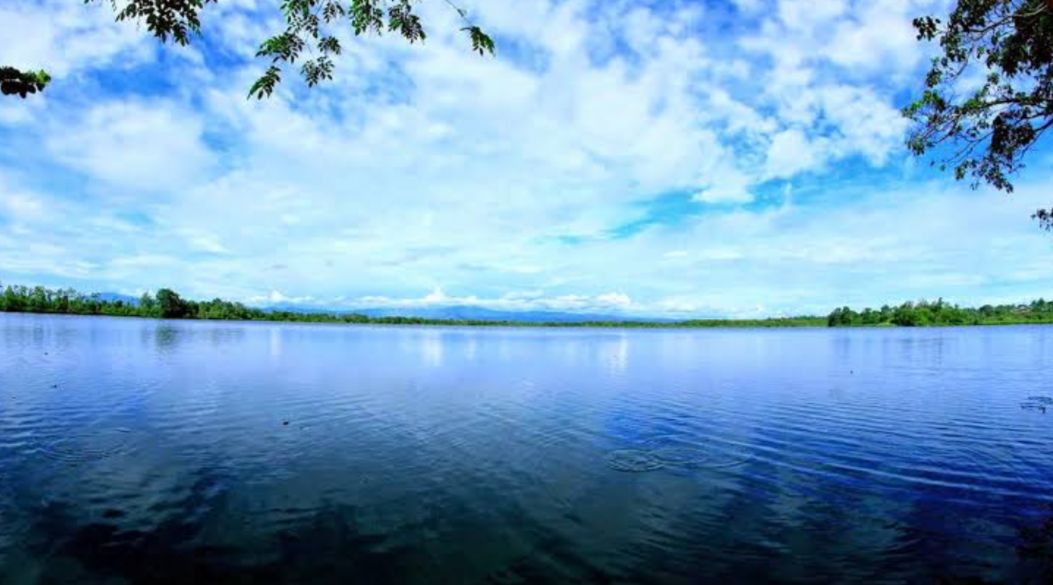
[1,313,1052,583]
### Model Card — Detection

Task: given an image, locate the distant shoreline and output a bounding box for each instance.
[5,310,1053,330]
[0,307,826,329]
[2,284,1052,329]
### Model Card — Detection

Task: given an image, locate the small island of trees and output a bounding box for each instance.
[826,298,1053,327]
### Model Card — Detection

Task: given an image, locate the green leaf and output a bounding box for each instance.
[247,65,282,99]
[463,25,495,56]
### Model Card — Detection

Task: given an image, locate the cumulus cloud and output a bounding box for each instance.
[46,100,212,191]
[764,128,819,179]
[0,0,152,76]
[0,183,45,221]
[0,0,1050,318]
[346,288,634,314]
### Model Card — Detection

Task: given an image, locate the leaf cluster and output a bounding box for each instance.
[248,0,495,99]
[89,0,218,45]
[59,0,495,99]
[905,0,1052,200]
[0,67,51,98]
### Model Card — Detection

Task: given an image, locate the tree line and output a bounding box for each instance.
[2,282,1053,328]
[827,298,1053,327]
[0,283,826,328]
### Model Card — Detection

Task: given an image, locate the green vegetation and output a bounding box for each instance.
[0,283,825,328]
[244,0,494,99]
[906,0,1053,224]
[3,283,1053,329]
[0,67,50,97]
[827,298,1053,327]
[3,0,492,101]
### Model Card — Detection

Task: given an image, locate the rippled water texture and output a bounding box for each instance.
[2,314,1053,583]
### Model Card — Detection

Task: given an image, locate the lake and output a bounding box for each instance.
[1,313,1052,583]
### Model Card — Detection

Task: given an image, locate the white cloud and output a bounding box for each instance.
[596,292,632,307]
[248,290,315,305]
[765,128,820,179]
[777,0,848,31]
[826,0,938,77]
[0,191,44,221]
[1,0,1051,319]
[694,162,755,204]
[46,100,211,191]
[816,85,908,165]
[343,288,635,314]
[0,0,152,76]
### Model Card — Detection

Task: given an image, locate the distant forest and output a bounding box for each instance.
[0,284,821,328]
[826,299,1053,327]
[0,283,1051,328]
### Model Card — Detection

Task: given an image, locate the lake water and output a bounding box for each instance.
[1,313,1052,583]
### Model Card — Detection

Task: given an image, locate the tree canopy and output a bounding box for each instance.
[905,0,1053,224]
[827,298,1053,327]
[2,0,493,100]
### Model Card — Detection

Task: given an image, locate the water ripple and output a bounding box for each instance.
[2,315,1053,583]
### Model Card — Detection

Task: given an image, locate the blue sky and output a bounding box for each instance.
[0,0,1051,318]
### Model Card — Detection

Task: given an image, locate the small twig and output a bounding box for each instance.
[441,0,471,22]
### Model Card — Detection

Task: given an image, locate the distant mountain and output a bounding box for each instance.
[261,303,668,323]
[262,302,337,314]
[95,292,139,305]
[356,305,648,323]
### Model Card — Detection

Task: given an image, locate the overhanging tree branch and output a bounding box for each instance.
[4,0,494,100]
[906,0,1052,220]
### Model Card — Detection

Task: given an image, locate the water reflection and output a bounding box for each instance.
[140,322,247,354]
[421,329,444,368]
[154,324,181,351]
[1,315,1052,582]
[269,326,282,358]
[600,332,629,375]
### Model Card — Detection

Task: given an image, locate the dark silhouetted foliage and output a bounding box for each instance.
[0,0,495,101]
[247,0,493,98]
[0,67,51,98]
[906,0,1053,223]
[156,288,191,318]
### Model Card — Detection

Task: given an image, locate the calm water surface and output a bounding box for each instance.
[1,313,1052,583]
